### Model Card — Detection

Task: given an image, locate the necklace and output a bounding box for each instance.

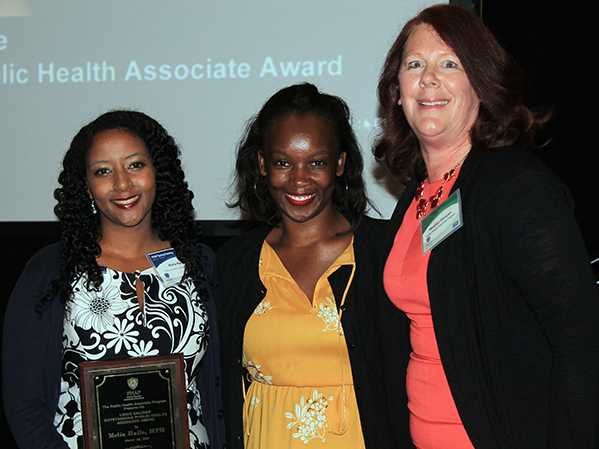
[415,162,462,220]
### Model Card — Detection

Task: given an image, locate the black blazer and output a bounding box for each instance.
[381,146,599,449]
[216,216,413,449]
[2,242,226,449]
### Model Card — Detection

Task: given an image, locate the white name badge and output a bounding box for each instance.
[145,248,185,287]
[421,189,463,253]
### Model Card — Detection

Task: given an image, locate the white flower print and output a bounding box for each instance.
[70,414,82,435]
[253,300,272,315]
[242,354,273,384]
[285,390,333,444]
[69,282,129,333]
[53,381,83,443]
[54,381,79,418]
[105,317,139,353]
[249,395,261,409]
[57,266,211,449]
[317,296,343,334]
[188,384,202,420]
[127,339,159,357]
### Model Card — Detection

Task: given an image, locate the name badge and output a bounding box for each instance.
[421,189,463,253]
[145,248,185,287]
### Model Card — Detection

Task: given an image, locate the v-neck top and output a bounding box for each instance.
[240,240,365,448]
[383,169,469,425]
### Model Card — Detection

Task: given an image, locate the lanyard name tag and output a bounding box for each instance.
[421,189,463,253]
[146,248,185,287]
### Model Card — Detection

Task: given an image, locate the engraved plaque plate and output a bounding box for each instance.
[79,354,189,449]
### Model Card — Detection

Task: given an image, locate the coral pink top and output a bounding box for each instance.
[384,168,474,448]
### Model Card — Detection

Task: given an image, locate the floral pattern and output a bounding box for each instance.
[253,300,272,315]
[104,316,139,353]
[317,296,343,334]
[127,339,160,357]
[249,395,261,409]
[53,381,82,439]
[69,280,127,333]
[241,241,361,448]
[243,354,273,384]
[285,390,334,444]
[56,264,210,448]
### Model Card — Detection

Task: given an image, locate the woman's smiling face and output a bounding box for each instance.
[398,24,480,147]
[86,128,156,232]
[257,113,346,225]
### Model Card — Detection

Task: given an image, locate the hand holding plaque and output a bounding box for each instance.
[79,354,190,449]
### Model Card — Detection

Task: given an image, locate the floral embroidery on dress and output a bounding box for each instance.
[243,354,273,384]
[249,395,261,409]
[285,390,334,444]
[317,296,343,334]
[253,300,272,315]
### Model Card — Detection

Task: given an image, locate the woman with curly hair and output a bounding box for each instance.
[2,110,224,449]
[218,83,404,449]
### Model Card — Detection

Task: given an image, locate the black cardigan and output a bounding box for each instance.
[216,216,413,449]
[2,242,226,449]
[380,146,599,449]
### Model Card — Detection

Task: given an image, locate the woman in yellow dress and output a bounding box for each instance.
[217,83,410,449]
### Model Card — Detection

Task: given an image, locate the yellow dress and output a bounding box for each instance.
[242,240,366,449]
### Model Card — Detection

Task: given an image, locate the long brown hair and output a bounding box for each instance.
[374,4,545,183]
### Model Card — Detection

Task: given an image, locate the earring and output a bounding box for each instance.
[397,97,402,106]
[253,179,262,201]
[90,198,97,215]
[340,177,349,192]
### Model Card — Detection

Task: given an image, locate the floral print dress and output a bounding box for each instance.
[241,240,365,448]
[54,261,210,449]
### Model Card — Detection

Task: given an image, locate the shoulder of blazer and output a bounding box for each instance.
[383,178,418,255]
[189,240,217,282]
[6,241,65,331]
[24,241,63,273]
[355,215,388,235]
[216,225,270,265]
[451,144,568,211]
[215,225,270,307]
[352,215,389,261]
[16,241,63,295]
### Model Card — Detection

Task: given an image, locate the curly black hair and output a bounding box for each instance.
[42,110,199,310]
[230,82,368,226]
[374,4,548,184]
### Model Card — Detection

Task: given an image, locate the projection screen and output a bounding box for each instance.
[1,0,443,223]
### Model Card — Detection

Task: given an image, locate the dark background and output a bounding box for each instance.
[1,2,594,447]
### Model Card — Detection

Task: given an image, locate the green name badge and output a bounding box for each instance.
[421,189,463,253]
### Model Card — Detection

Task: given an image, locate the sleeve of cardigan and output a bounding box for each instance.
[194,243,226,449]
[486,170,599,449]
[369,218,416,449]
[2,250,69,449]
[375,284,414,449]
[214,240,238,449]
[214,245,229,331]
